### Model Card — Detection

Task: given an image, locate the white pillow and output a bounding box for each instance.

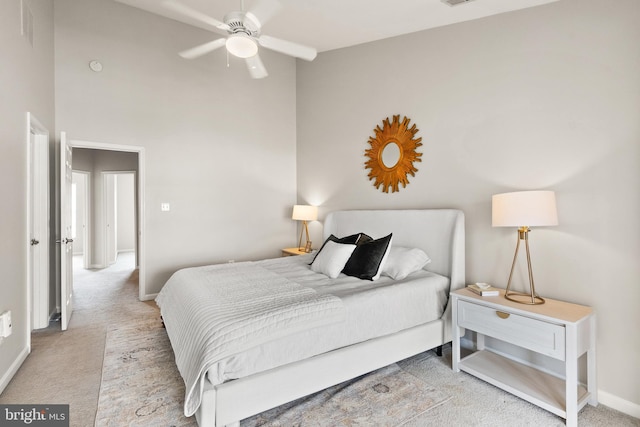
[382,246,431,280]
[310,240,357,279]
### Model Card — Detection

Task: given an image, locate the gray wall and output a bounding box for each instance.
[0,0,54,392]
[53,0,299,296]
[297,0,639,410]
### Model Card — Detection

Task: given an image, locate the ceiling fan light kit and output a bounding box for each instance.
[226,34,258,58]
[163,0,317,79]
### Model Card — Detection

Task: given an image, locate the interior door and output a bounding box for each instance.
[60,132,74,330]
[29,126,50,330]
[104,173,117,266]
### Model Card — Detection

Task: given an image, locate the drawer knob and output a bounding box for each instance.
[496,311,510,319]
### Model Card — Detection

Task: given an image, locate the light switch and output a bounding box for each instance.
[161,203,170,212]
[0,311,11,338]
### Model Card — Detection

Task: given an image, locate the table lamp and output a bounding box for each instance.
[492,190,558,305]
[292,205,318,252]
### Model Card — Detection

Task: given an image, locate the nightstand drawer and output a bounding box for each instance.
[458,300,566,360]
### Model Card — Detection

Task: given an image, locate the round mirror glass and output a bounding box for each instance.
[381,142,401,168]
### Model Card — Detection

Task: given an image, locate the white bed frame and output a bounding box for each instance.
[195,209,465,427]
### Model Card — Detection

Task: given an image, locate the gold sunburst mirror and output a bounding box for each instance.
[365,115,422,193]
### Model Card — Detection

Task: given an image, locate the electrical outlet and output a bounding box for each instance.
[0,311,12,338]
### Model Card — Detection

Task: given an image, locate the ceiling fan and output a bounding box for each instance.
[162,0,317,79]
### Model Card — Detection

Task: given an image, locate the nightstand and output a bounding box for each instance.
[451,288,597,427]
[281,247,308,257]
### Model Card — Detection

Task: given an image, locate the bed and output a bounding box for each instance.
[156,209,465,427]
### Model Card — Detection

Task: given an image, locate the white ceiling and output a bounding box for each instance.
[114,0,559,54]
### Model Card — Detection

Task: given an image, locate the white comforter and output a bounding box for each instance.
[155,262,346,416]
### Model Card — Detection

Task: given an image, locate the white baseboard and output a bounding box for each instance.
[598,390,640,419]
[0,345,29,395]
[140,292,158,302]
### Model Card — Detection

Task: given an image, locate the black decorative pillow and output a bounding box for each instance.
[310,233,371,265]
[342,233,393,281]
[355,233,373,245]
[334,233,365,245]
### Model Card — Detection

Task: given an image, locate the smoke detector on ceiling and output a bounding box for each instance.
[442,0,476,6]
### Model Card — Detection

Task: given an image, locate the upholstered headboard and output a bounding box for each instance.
[324,209,465,293]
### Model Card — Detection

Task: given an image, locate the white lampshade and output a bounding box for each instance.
[292,205,318,221]
[226,34,258,58]
[492,191,558,227]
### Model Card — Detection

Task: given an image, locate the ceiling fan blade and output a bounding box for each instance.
[245,0,282,29]
[246,54,268,79]
[258,35,317,61]
[179,38,227,59]
[162,0,230,32]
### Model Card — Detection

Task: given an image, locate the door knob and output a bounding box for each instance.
[30,239,40,246]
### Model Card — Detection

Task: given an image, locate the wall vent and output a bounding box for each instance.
[442,0,476,6]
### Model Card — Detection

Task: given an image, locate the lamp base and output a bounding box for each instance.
[504,226,546,305]
[504,291,545,305]
[297,220,311,252]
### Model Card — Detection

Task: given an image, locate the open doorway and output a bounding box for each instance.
[71,169,138,306]
[60,138,146,318]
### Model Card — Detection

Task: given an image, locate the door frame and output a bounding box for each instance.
[66,139,147,300]
[72,170,91,269]
[26,112,50,332]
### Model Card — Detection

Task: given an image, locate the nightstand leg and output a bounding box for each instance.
[452,295,460,372]
[587,314,598,406]
[477,332,485,351]
[565,324,578,427]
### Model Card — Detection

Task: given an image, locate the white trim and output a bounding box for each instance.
[0,346,29,395]
[140,292,158,302]
[598,390,640,419]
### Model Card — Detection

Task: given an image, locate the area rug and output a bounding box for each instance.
[243,363,451,427]
[95,319,450,427]
[95,320,196,427]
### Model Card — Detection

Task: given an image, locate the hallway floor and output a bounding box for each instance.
[0,252,144,426]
